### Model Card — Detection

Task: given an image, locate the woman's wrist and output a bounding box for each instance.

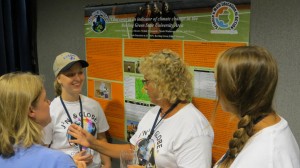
[90,136,103,150]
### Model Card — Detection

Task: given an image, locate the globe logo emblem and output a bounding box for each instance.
[211,1,239,30]
[92,15,106,33]
[88,10,109,33]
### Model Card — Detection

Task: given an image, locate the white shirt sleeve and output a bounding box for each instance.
[175,136,212,168]
[95,103,109,133]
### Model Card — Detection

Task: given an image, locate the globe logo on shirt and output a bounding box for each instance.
[66,117,96,143]
[83,117,97,136]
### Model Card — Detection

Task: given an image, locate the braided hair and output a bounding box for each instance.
[215,46,278,167]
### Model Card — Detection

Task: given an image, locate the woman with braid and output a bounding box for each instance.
[213,46,300,168]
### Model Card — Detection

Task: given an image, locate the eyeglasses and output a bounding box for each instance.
[142,79,150,85]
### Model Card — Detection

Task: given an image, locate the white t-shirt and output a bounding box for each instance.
[43,95,109,168]
[214,117,300,168]
[130,103,214,168]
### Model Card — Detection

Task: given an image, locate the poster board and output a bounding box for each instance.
[84,0,250,162]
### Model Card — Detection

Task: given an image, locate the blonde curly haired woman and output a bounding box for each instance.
[68,49,214,168]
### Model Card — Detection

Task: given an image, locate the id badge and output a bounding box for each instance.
[136,138,155,166]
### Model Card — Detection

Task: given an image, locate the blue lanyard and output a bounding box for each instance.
[147,100,180,141]
[60,96,83,151]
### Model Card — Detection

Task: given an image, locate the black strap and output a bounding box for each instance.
[217,114,269,165]
[147,100,180,140]
[60,96,83,151]
[253,114,268,124]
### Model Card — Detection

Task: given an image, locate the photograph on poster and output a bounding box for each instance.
[124,76,150,101]
[126,120,139,142]
[135,78,150,101]
[94,80,112,100]
[132,1,181,39]
[124,61,136,73]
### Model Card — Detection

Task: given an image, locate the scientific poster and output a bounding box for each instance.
[84,0,250,162]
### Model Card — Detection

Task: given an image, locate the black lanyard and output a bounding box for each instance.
[60,96,83,151]
[147,100,180,140]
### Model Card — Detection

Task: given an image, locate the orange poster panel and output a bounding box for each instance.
[86,38,123,81]
[87,79,125,139]
[192,97,215,120]
[184,42,247,68]
[192,97,238,164]
[124,39,183,57]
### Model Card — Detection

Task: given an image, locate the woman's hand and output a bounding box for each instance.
[76,161,87,168]
[73,150,93,166]
[68,124,96,148]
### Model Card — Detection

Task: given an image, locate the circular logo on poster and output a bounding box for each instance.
[211,1,239,30]
[88,10,109,33]
[92,15,106,32]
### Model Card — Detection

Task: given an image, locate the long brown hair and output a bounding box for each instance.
[215,46,278,167]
